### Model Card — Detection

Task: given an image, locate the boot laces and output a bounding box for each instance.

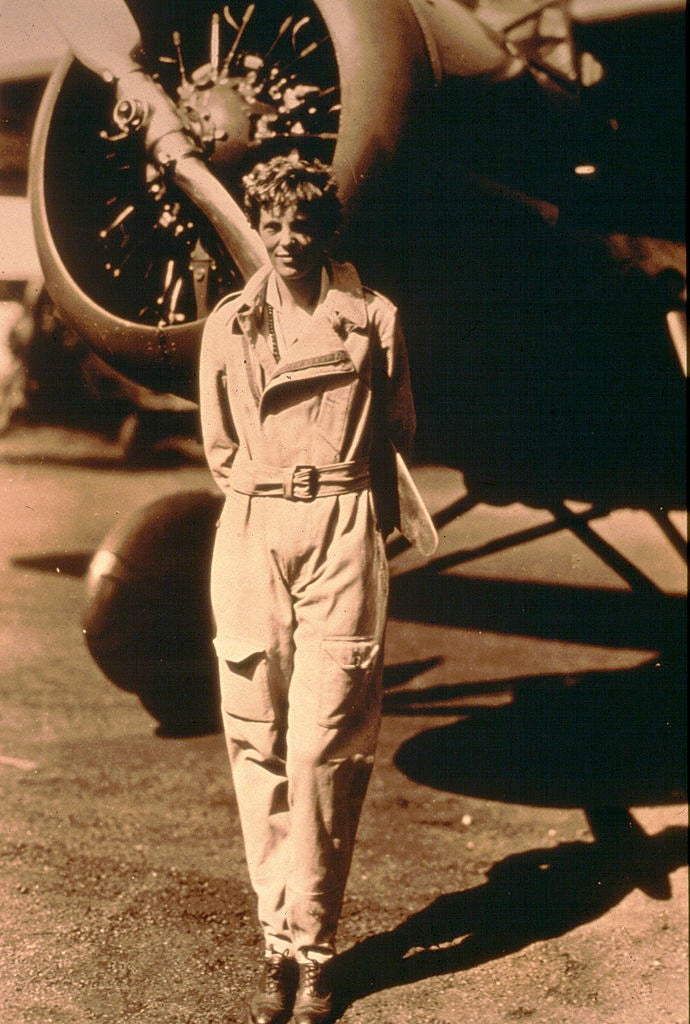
[301,959,322,995]
[264,954,287,993]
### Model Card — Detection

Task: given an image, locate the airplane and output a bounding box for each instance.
[1,0,685,734]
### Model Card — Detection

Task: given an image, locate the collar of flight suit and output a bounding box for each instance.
[233,258,369,343]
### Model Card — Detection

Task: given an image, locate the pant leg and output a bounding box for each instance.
[285,639,384,961]
[218,653,293,956]
[212,493,297,954]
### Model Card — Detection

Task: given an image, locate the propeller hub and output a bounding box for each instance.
[179,77,272,171]
[113,97,148,132]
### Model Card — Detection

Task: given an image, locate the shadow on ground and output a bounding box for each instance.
[330,653,687,1020]
[328,821,688,1017]
[391,655,687,808]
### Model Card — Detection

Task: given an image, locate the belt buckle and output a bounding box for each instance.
[290,465,318,501]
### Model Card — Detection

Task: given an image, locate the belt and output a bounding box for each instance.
[229,457,371,501]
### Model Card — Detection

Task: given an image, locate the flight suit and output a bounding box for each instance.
[199,258,415,962]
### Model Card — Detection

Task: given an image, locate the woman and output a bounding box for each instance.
[199,154,418,1024]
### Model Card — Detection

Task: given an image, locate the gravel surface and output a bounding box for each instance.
[1,424,686,1024]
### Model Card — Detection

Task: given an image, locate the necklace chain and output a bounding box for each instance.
[266,304,280,362]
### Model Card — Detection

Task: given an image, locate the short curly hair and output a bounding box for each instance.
[242,153,342,238]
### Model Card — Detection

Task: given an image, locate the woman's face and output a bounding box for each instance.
[258,203,328,284]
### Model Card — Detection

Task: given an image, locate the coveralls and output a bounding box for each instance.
[199,257,415,962]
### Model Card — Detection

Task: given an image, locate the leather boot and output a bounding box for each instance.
[247,952,297,1024]
[292,959,333,1024]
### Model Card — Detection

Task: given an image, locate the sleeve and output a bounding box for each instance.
[366,293,418,539]
[374,298,416,459]
[198,308,238,493]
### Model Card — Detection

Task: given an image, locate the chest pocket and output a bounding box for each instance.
[260,352,359,451]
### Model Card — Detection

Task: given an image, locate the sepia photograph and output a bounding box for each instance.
[1,2,686,1022]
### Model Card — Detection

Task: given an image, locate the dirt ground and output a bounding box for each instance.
[0,423,687,1024]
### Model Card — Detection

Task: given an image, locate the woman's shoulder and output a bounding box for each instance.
[209,289,244,321]
[329,258,399,323]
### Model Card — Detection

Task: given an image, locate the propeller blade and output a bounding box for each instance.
[570,0,685,23]
[38,0,141,81]
[173,157,268,280]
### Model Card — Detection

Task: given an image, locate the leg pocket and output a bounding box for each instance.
[318,637,380,728]
[219,650,274,723]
